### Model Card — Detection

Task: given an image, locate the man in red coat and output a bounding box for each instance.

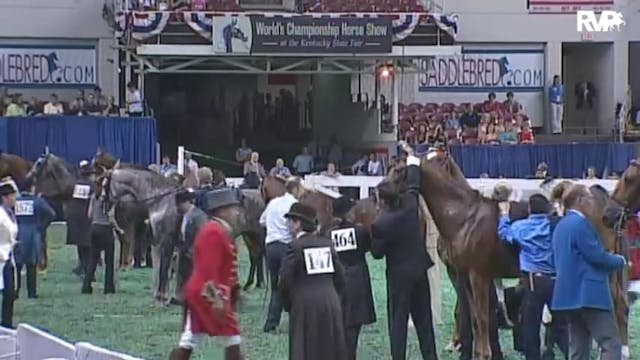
[169,188,244,360]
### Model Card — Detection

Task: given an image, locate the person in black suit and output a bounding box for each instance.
[371,141,437,360]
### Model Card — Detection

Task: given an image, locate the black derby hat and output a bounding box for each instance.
[284,202,317,226]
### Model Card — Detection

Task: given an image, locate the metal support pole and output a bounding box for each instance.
[392,60,399,139]
[139,57,145,106]
[177,146,185,175]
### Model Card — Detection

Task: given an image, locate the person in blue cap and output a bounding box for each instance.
[329,195,376,360]
[14,179,55,299]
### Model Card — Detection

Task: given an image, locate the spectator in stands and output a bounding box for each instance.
[68,95,84,116]
[26,97,41,116]
[518,121,535,144]
[321,163,341,178]
[352,154,368,175]
[444,112,460,130]
[504,92,523,114]
[327,135,343,168]
[126,81,144,117]
[183,153,199,188]
[243,152,267,181]
[269,158,292,178]
[84,93,103,115]
[483,92,499,113]
[292,146,314,176]
[160,155,178,177]
[104,96,119,116]
[5,94,26,117]
[416,123,428,144]
[94,86,108,109]
[535,162,549,179]
[482,124,499,145]
[235,138,252,164]
[498,121,518,144]
[549,75,565,134]
[44,94,64,115]
[460,107,479,129]
[367,153,383,176]
[585,166,598,179]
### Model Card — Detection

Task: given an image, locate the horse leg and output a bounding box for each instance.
[242,234,256,291]
[610,272,629,359]
[445,263,461,352]
[151,244,162,300]
[158,243,174,304]
[256,245,265,288]
[468,271,492,359]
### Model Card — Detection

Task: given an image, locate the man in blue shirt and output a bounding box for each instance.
[551,185,626,359]
[549,75,564,134]
[498,194,568,360]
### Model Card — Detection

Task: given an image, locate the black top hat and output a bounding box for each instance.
[284,203,317,226]
[332,196,355,217]
[203,188,240,212]
[0,178,18,197]
[175,188,196,205]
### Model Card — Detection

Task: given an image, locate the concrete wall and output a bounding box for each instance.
[0,0,116,100]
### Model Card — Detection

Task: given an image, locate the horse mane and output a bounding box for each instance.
[115,168,178,189]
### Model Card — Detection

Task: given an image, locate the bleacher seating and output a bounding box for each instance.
[300,0,425,13]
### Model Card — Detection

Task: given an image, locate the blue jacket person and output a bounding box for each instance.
[329,196,376,360]
[498,194,568,360]
[551,185,626,360]
[15,182,55,298]
[371,143,437,360]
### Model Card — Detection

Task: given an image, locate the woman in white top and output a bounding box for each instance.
[0,178,18,328]
[367,153,383,176]
[126,82,143,116]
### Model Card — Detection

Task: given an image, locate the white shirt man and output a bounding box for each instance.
[126,85,143,115]
[43,97,64,115]
[258,180,301,332]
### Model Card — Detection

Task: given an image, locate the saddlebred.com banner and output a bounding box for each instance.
[213,15,393,54]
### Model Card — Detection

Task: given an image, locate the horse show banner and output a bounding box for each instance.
[528,0,614,13]
[212,15,393,55]
[0,45,97,87]
[417,49,545,92]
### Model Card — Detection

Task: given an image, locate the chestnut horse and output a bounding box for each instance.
[0,152,32,189]
[406,150,630,359]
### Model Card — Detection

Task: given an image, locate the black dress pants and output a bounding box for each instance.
[457,274,503,360]
[386,271,437,360]
[82,225,115,294]
[264,241,288,329]
[1,261,15,328]
[345,325,362,360]
[15,263,37,298]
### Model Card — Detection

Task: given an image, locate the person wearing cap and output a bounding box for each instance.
[0,177,19,327]
[279,202,347,360]
[329,196,376,360]
[371,141,437,360]
[170,188,244,360]
[14,180,55,299]
[259,176,304,333]
[68,161,94,277]
[82,178,115,294]
[171,188,207,306]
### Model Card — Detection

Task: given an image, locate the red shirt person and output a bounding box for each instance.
[170,188,244,360]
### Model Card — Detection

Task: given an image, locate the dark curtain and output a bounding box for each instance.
[412,143,635,178]
[1,116,157,164]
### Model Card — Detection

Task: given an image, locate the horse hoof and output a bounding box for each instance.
[622,345,629,359]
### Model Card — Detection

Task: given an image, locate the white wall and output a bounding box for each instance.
[630,42,640,108]
[0,0,116,100]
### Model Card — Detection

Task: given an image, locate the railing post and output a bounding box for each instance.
[177,146,185,175]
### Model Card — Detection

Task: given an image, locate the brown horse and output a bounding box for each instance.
[0,152,33,188]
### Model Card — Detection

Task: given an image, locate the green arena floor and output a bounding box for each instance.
[14,223,639,359]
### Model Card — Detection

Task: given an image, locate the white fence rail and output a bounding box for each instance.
[0,324,143,360]
[226,176,619,200]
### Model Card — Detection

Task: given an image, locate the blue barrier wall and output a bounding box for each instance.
[412,143,635,178]
[0,116,157,165]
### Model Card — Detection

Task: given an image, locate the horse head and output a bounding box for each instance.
[26,153,75,198]
[603,159,640,228]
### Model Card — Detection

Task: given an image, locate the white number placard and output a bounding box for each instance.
[303,247,334,275]
[15,200,34,216]
[331,227,357,252]
[73,184,91,199]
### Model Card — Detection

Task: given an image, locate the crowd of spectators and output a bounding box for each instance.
[0,82,143,118]
[398,92,536,147]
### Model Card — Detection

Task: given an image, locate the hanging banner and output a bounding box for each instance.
[212,15,393,55]
[528,0,614,13]
[0,45,97,87]
[417,49,545,92]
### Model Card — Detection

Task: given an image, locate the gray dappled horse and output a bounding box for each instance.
[101,167,181,303]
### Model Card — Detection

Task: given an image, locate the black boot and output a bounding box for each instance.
[224,345,242,360]
[26,265,37,299]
